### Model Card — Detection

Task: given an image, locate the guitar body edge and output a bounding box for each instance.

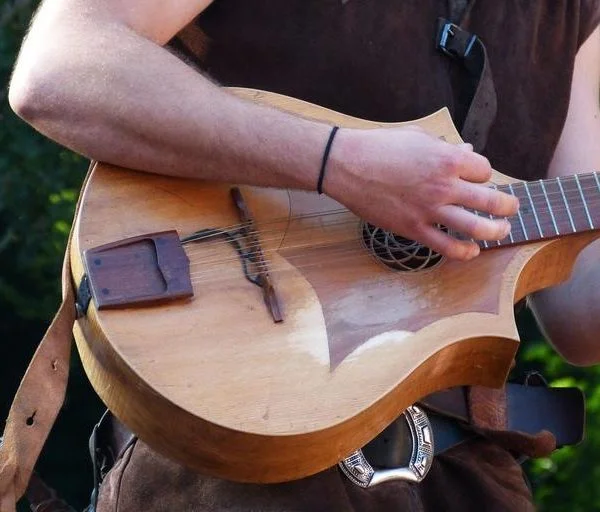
[67,91,600,482]
[72,310,517,482]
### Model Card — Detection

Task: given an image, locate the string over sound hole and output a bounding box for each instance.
[361,222,445,272]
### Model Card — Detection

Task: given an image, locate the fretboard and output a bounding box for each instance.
[473,171,600,249]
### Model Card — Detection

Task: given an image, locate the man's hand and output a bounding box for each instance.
[327,127,518,260]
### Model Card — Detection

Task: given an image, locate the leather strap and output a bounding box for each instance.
[0,167,92,512]
[365,383,584,469]
[88,411,136,508]
[421,383,585,456]
[436,15,498,152]
[0,260,74,512]
[458,34,497,152]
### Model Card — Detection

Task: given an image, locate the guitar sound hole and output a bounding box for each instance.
[361,222,445,272]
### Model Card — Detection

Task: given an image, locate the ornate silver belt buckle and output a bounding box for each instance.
[339,405,434,488]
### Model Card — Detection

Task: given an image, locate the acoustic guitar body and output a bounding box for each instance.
[70,89,597,483]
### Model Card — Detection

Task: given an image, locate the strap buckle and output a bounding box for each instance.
[338,405,434,488]
[437,21,478,59]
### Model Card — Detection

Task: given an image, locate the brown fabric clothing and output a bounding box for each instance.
[172,0,600,181]
[96,438,535,512]
[94,1,600,511]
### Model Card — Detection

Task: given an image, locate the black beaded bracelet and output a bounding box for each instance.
[317,126,339,195]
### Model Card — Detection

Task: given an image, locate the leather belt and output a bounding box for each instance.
[362,407,474,470]
[82,374,585,496]
[27,378,584,511]
[340,380,584,488]
[86,379,584,494]
[420,382,585,449]
[372,382,584,467]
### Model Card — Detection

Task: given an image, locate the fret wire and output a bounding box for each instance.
[575,174,595,229]
[539,179,559,235]
[556,177,576,232]
[523,182,543,237]
[508,183,529,240]
[492,213,501,246]
[593,173,600,228]
[502,184,598,204]
[495,184,515,243]
[490,184,506,245]
[456,174,597,249]
[496,173,600,196]
[496,178,600,213]
[472,209,489,248]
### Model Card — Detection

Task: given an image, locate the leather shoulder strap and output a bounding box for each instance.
[0,165,93,512]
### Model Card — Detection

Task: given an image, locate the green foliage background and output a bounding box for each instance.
[1,2,599,510]
[1,2,103,510]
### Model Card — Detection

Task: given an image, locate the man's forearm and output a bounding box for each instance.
[528,26,600,365]
[9,16,330,189]
[529,241,600,366]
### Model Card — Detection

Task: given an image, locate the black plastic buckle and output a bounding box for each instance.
[437,21,478,60]
[75,274,92,319]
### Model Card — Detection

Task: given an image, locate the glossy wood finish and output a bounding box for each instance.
[70,89,600,483]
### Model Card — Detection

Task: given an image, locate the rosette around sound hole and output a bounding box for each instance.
[361,222,446,272]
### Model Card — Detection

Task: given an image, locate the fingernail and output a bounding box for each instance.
[469,244,480,259]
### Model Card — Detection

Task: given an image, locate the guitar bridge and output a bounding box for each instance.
[181,187,283,323]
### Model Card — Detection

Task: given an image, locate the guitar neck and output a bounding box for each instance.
[476,171,600,249]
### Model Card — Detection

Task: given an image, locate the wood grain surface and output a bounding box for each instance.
[70,89,600,483]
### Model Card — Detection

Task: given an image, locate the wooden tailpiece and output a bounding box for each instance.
[82,230,193,310]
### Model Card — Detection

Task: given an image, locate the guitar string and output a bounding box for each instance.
[188,238,364,277]
[188,250,394,286]
[185,227,586,284]
[183,195,600,262]
[183,206,351,240]
[180,178,600,255]
[183,215,357,258]
[184,201,600,276]
[166,176,600,321]
[187,211,600,286]
[183,197,600,269]
[185,200,600,280]
[185,220,579,286]
[177,173,600,246]
[188,253,425,285]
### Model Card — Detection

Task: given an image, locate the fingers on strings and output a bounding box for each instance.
[437,204,511,242]
[456,181,520,217]
[417,225,480,261]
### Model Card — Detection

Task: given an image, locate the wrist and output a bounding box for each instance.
[317,126,340,194]
[321,127,364,199]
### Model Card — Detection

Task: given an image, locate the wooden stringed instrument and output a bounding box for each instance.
[70,88,600,483]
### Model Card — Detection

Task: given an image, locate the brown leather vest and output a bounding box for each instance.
[171,0,600,181]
